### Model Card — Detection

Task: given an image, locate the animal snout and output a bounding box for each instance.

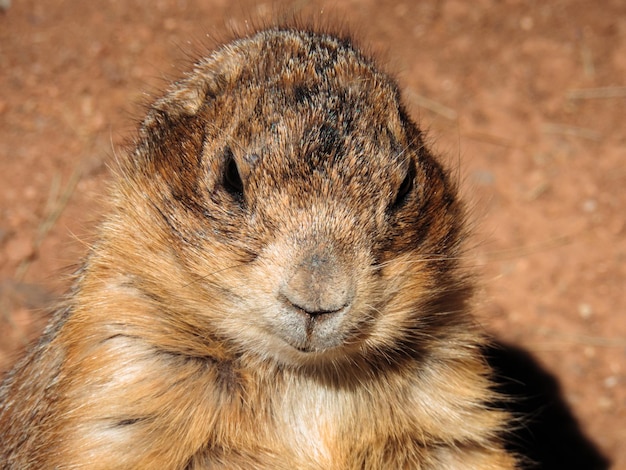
[280,250,354,317]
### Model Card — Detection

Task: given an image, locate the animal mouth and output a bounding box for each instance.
[274,300,376,357]
[285,313,348,353]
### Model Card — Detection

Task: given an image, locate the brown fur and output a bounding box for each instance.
[0,27,516,469]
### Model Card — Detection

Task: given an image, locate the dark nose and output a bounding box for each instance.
[280,250,354,316]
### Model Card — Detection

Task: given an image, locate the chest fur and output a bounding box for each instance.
[205,372,409,469]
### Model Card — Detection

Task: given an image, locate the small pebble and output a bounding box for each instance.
[578,303,593,319]
[520,16,534,31]
[582,199,597,213]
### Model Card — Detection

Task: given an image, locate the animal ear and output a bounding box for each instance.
[144,71,214,130]
[147,46,249,126]
[152,78,208,119]
[139,73,210,136]
[132,45,249,170]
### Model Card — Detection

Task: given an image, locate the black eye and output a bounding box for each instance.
[223,148,244,200]
[391,164,415,209]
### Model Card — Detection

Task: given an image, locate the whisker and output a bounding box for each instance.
[180,262,248,289]
[373,253,472,271]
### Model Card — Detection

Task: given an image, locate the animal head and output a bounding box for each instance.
[112,28,467,372]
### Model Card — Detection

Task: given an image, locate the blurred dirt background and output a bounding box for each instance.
[0,0,624,467]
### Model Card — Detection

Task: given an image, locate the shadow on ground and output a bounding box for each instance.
[487,341,610,470]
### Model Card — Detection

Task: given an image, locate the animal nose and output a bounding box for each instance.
[280,250,354,316]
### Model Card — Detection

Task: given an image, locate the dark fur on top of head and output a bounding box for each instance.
[0,26,516,469]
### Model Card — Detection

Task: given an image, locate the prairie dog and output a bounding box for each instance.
[0,27,516,469]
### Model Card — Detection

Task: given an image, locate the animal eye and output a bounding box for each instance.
[391,165,414,209]
[223,149,244,199]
